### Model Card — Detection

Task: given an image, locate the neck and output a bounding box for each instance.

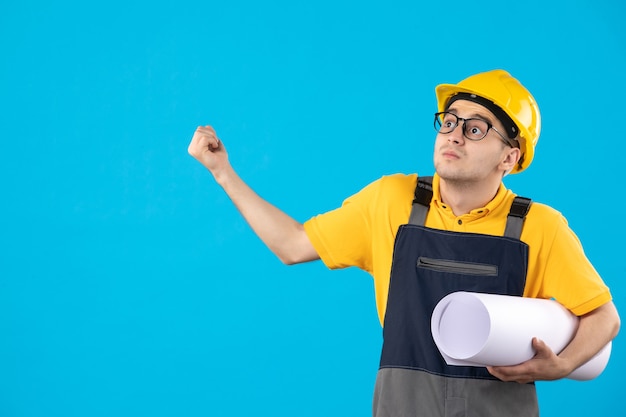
[438,178,501,216]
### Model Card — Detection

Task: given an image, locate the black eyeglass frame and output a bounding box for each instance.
[434,111,516,148]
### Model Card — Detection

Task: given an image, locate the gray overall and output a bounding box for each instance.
[373,177,539,417]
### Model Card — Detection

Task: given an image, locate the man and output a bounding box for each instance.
[188,69,620,416]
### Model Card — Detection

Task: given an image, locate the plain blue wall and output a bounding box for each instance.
[1,1,624,416]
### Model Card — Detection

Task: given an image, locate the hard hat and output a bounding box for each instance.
[435,69,541,173]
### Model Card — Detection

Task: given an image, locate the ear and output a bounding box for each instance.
[500,147,521,172]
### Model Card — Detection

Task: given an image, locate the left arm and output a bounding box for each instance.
[488,301,620,384]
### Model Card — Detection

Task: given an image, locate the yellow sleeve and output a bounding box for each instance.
[522,204,612,316]
[303,179,380,274]
[303,173,416,277]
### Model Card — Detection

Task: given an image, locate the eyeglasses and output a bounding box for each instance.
[434,111,515,147]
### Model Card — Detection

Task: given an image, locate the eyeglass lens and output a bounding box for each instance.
[435,112,490,141]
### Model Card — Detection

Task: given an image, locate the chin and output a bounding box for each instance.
[435,165,461,180]
[436,168,475,183]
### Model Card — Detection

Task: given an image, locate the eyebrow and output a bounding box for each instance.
[447,108,495,125]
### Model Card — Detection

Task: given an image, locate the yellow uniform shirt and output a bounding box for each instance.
[304,173,611,326]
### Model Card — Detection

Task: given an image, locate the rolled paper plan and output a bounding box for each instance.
[430,291,612,381]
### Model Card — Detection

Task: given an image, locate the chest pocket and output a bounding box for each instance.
[417,257,498,276]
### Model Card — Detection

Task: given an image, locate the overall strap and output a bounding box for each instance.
[408,175,532,240]
[408,176,433,226]
[503,196,532,239]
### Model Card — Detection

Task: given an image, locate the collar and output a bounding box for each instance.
[431,173,510,220]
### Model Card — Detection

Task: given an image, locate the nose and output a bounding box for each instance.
[447,122,465,145]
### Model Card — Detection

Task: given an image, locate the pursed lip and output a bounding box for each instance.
[441,147,461,159]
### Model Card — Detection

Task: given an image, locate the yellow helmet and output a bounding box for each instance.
[435,69,541,173]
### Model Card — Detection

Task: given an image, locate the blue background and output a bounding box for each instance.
[1,1,624,416]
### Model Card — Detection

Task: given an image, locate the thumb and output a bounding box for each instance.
[532,337,553,357]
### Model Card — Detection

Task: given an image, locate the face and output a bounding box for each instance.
[433,100,519,184]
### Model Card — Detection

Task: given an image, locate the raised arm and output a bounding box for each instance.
[188,125,319,265]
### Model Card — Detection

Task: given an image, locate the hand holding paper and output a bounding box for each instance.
[430,292,612,381]
[487,337,568,383]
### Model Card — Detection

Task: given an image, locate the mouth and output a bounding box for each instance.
[441,148,461,159]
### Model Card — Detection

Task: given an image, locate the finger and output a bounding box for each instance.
[195,126,215,139]
[193,128,220,149]
[487,365,510,380]
[531,337,554,358]
[488,363,526,378]
[196,125,216,136]
[488,366,533,384]
[208,136,220,150]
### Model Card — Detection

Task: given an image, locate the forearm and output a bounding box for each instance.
[488,301,620,383]
[557,301,620,374]
[216,165,319,265]
[188,125,319,265]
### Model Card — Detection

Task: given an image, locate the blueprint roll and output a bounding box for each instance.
[430,291,612,381]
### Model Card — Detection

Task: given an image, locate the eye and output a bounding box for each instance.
[465,119,488,139]
[442,114,457,128]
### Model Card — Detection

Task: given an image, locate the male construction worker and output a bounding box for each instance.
[188,69,620,416]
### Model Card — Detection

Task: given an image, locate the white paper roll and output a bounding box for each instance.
[430,291,612,380]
